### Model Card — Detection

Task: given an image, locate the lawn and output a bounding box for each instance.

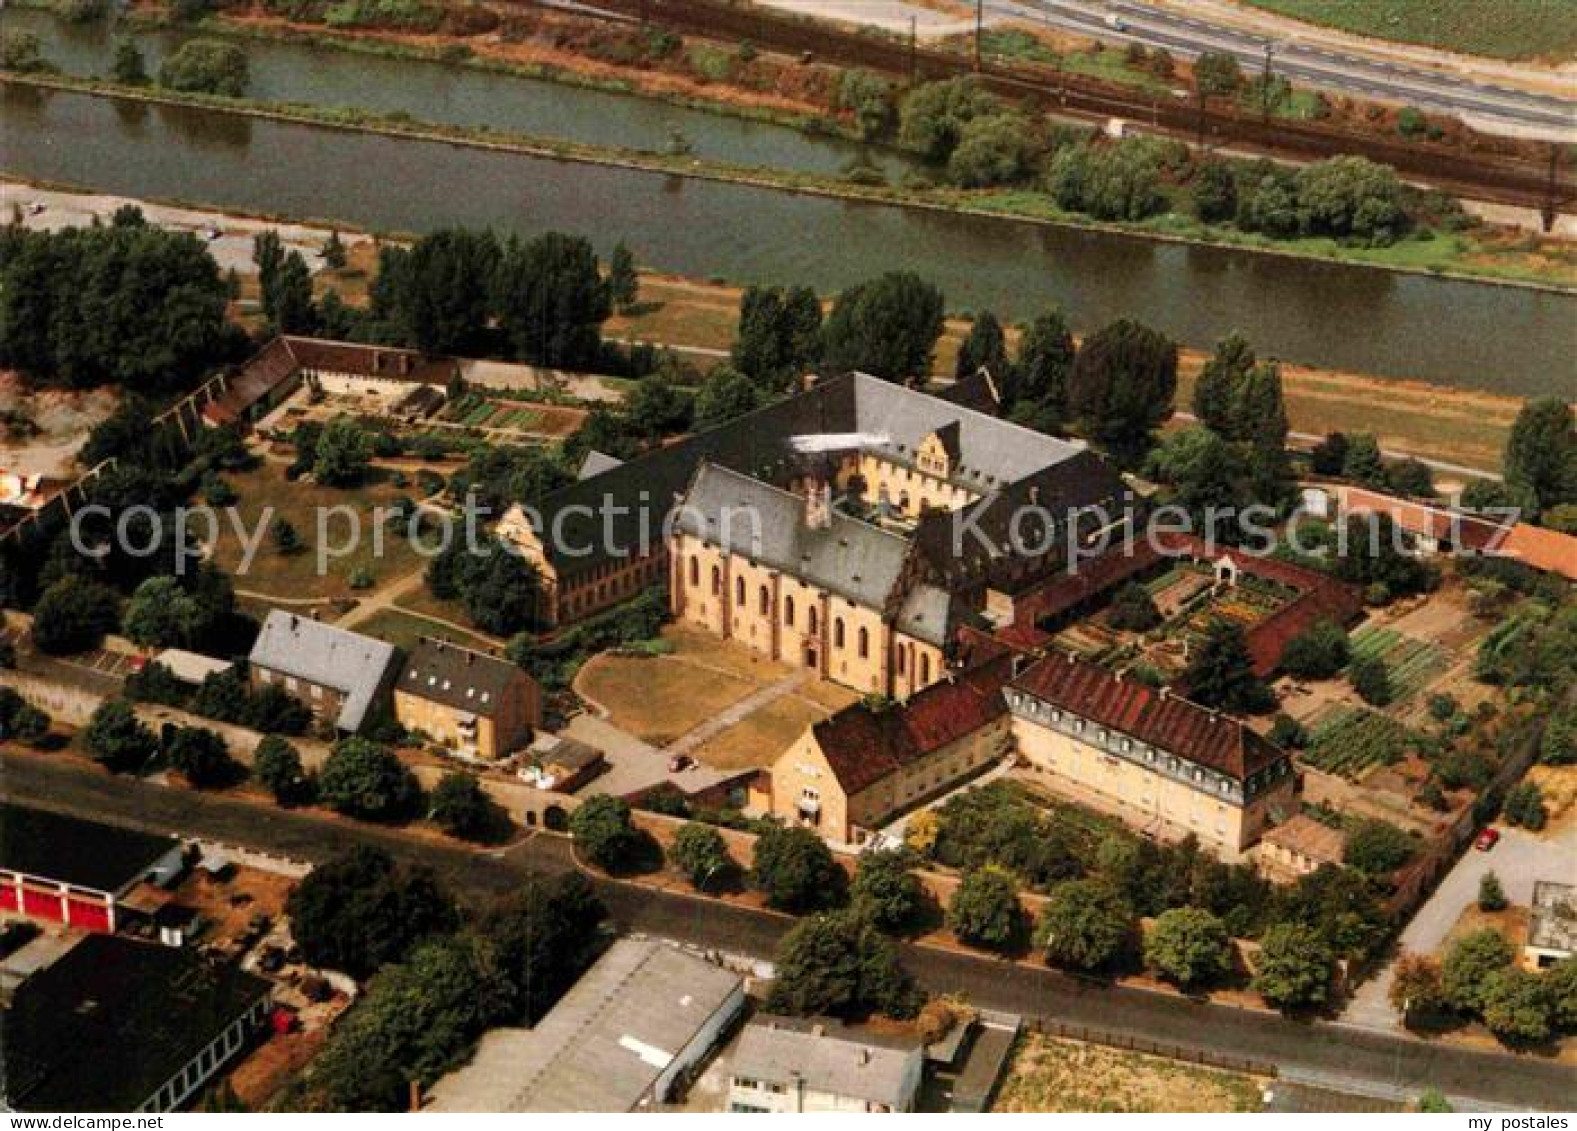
[993,1034,1264,1113]
[355,607,497,654]
[691,690,840,771]
[576,649,761,746]
[209,463,424,602]
[1240,0,1577,61]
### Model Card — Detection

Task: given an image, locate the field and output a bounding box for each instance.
[1347,624,1449,704]
[1240,0,1577,61]
[1303,705,1412,779]
[993,1034,1264,1113]
[209,463,424,603]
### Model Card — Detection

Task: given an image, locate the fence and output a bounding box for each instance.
[1026,1016,1278,1078]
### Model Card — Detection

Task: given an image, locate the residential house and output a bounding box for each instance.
[247,611,398,734]
[1527,881,1575,969]
[393,637,540,760]
[728,1016,923,1114]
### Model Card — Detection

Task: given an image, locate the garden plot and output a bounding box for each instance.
[442,392,586,439]
[1347,625,1449,705]
[1302,704,1413,780]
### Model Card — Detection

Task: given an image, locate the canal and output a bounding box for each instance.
[1,78,1572,395]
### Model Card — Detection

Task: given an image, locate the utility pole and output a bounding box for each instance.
[1261,41,1274,124]
[1543,140,1561,234]
[909,14,917,83]
[975,0,984,73]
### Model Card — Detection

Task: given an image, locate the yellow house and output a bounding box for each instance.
[1005,652,1297,862]
[767,656,1015,845]
[393,637,541,760]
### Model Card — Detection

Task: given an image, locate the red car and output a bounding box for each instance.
[1474,828,1500,851]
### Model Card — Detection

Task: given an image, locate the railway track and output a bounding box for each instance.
[524,0,1574,218]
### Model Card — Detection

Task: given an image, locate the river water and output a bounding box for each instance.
[2,14,1573,395]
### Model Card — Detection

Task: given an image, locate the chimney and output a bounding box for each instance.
[858,1048,870,1066]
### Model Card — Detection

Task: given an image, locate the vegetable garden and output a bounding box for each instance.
[1347,625,1448,704]
[1302,705,1413,779]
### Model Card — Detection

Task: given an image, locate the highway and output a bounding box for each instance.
[4,751,1575,1110]
[995,0,1577,139]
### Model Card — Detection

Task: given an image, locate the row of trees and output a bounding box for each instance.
[1393,931,1577,1045]
[287,848,605,1109]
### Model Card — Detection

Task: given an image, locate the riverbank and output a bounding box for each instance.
[0,179,1522,474]
[6,13,1576,293]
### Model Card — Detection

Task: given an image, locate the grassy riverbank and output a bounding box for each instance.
[7,65,1575,295]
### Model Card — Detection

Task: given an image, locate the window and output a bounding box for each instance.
[735,577,745,604]
[758,585,769,615]
[711,564,721,595]
[898,646,907,674]
[808,607,818,634]
[785,595,795,626]
[920,652,930,682]
[688,557,699,586]
[834,618,845,648]
[858,626,869,659]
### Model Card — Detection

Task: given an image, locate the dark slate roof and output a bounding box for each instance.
[811,656,1013,797]
[0,804,179,895]
[934,369,1002,416]
[400,637,533,716]
[1,934,270,1112]
[1009,652,1287,783]
[526,372,1098,579]
[674,463,914,612]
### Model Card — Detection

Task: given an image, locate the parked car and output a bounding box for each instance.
[668,754,693,773]
[1474,827,1500,851]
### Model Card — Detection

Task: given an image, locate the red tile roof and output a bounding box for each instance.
[1009,650,1287,783]
[812,656,1013,797]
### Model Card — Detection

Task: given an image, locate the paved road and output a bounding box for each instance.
[4,752,1575,1110]
[997,0,1577,139]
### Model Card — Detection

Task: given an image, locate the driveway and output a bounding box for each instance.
[1344,822,1577,1030]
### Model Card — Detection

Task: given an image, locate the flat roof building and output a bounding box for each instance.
[427,938,744,1112]
[0,934,271,1112]
[0,804,183,933]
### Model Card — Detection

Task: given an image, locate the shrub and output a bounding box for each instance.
[164,725,244,788]
[1502,781,1547,830]
[1107,581,1162,632]
[1343,818,1418,876]
[254,735,311,805]
[159,39,250,97]
[671,821,734,891]
[1480,967,1554,1043]
[428,771,500,841]
[1280,619,1349,680]
[568,795,645,872]
[1349,654,1394,706]
[1441,929,1515,1013]
[1477,871,1507,912]
[82,699,157,772]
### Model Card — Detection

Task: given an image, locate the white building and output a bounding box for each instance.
[728,1016,923,1113]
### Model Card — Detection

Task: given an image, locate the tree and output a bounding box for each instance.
[1333,512,1432,601]
[1504,397,1577,520]
[478,873,605,1022]
[692,366,762,431]
[1046,140,1168,222]
[819,271,945,382]
[111,39,149,85]
[1503,780,1547,830]
[947,113,1036,188]
[1035,879,1136,972]
[317,738,422,823]
[1477,871,1508,912]
[1193,159,1238,222]
[671,821,734,890]
[607,241,639,313]
[255,735,311,805]
[1418,1089,1454,1113]
[83,699,158,772]
[269,250,316,335]
[0,30,53,73]
[428,771,498,841]
[947,867,1022,952]
[1145,907,1232,989]
[312,416,373,487]
[1349,653,1394,707]
[1279,619,1349,680]
[493,231,611,369]
[1310,431,1349,477]
[1067,318,1178,465]
[1544,957,1577,1032]
[1294,156,1408,246]
[1441,928,1515,1013]
[1386,457,1436,499]
[766,910,920,1019]
[1107,582,1161,632]
[1542,704,1577,766]
[753,824,846,913]
[731,284,823,389]
[1390,952,1447,1018]
[836,68,898,141]
[1343,818,1417,875]
[1480,967,1554,1043]
[1253,922,1336,1011]
[272,516,302,554]
[322,230,347,270]
[286,847,458,980]
[31,575,120,655]
[1340,433,1385,485]
[158,39,249,96]
[568,795,644,872]
[954,311,1010,381]
[1182,619,1274,713]
[122,575,204,649]
[388,229,500,355]
[446,540,540,636]
[1193,332,1256,438]
[897,77,1000,162]
[1193,51,1243,98]
[0,689,50,745]
[1007,309,1074,428]
[850,849,924,933]
[165,725,243,789]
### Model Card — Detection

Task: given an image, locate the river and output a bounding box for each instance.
[1,6,912,178]
[0,30,1573,395]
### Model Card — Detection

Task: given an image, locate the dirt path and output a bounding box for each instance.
[661,670,810,758]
